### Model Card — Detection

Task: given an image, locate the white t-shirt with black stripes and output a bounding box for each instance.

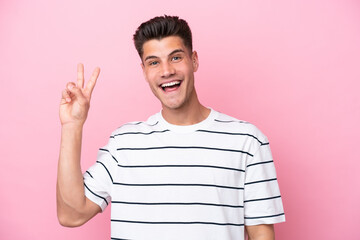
[84,109,285,240]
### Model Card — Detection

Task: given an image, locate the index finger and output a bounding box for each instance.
[84,66,100,98]
[77,63,84,88]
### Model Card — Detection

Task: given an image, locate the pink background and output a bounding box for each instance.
[1,0,359,239]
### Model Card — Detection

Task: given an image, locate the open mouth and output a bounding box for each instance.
[160,81,182,92]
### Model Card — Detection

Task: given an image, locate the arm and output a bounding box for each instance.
[57,63,101,227]
[246,224,275,240]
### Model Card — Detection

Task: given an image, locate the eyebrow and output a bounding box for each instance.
[144,49,185,62]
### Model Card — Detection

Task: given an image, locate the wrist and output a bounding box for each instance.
[61,122,84,132]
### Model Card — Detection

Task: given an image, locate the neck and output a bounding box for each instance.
[161,91,210,126]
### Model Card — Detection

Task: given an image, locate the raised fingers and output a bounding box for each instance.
[84,67,100,98]
[77,63,84,88]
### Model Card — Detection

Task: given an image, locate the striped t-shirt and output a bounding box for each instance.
[84,109,285,239]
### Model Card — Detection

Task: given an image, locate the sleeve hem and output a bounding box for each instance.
[245,215,286,226]
[85,190,109,212]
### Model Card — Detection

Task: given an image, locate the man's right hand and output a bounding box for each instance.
[57,63,102,227]
[60,63,100,127]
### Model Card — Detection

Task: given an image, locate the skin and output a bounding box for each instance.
[57,36,276,239]
[246,224,275,240]
[141,36,210,125]
[57,63,101,227]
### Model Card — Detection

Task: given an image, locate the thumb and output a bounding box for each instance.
[67,82,87,104]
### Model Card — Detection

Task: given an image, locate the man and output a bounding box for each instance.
[57,15,285,239]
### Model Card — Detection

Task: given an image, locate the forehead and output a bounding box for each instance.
[142,36,188,60]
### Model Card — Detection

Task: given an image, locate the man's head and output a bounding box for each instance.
[133,16,200,114]
[133,15,193,60]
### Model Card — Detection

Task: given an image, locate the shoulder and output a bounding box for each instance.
[109,112,161,137]
[212,110,269,144]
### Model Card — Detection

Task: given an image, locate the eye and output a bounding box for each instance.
[148,61,159,66]
[172,56,182,62]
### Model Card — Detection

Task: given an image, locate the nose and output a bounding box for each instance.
[160,62,175,78]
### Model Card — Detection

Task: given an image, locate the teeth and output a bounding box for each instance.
[161,81,180,88]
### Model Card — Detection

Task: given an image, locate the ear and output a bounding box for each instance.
[192,51,199,72]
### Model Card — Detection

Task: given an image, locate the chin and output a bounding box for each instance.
[162,101,185,110]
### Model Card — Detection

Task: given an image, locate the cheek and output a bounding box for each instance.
[146,72,159,88]
[181,62,195,73]
[144,70,153,83]
[146,68,159,78]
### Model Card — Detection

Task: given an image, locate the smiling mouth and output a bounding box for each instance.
[160,81,181,92]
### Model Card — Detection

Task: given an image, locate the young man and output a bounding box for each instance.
[57,16,285,239]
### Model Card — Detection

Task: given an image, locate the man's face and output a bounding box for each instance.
[141,36,199,111]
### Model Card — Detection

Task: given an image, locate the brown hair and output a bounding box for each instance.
[133,15,193,59]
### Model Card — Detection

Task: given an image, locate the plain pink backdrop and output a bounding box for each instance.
[1,0,359,239]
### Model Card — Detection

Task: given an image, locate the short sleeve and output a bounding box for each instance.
[83,136,118,212]
[244,140,285,226]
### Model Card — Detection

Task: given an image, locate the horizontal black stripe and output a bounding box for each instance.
[244,195,281,203]
[111,201,243,208]
[84,183,108,205]
[96,161,113,183]
[245,178,277,185]
[245,213,284,219]
[111,129,170,137]
[113,182,244,190]
[117,164,245,172]
[125,121,142,125]
[261,142,269,146]
[111,238,131,240]
[99,148,118,163]
[111,219,244,226]
[247,160,274,168]
[214,119,248,124]
[148,121,159,126]
[116,146,253,156]
[85,171,93,178]
[196,130,265,145]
